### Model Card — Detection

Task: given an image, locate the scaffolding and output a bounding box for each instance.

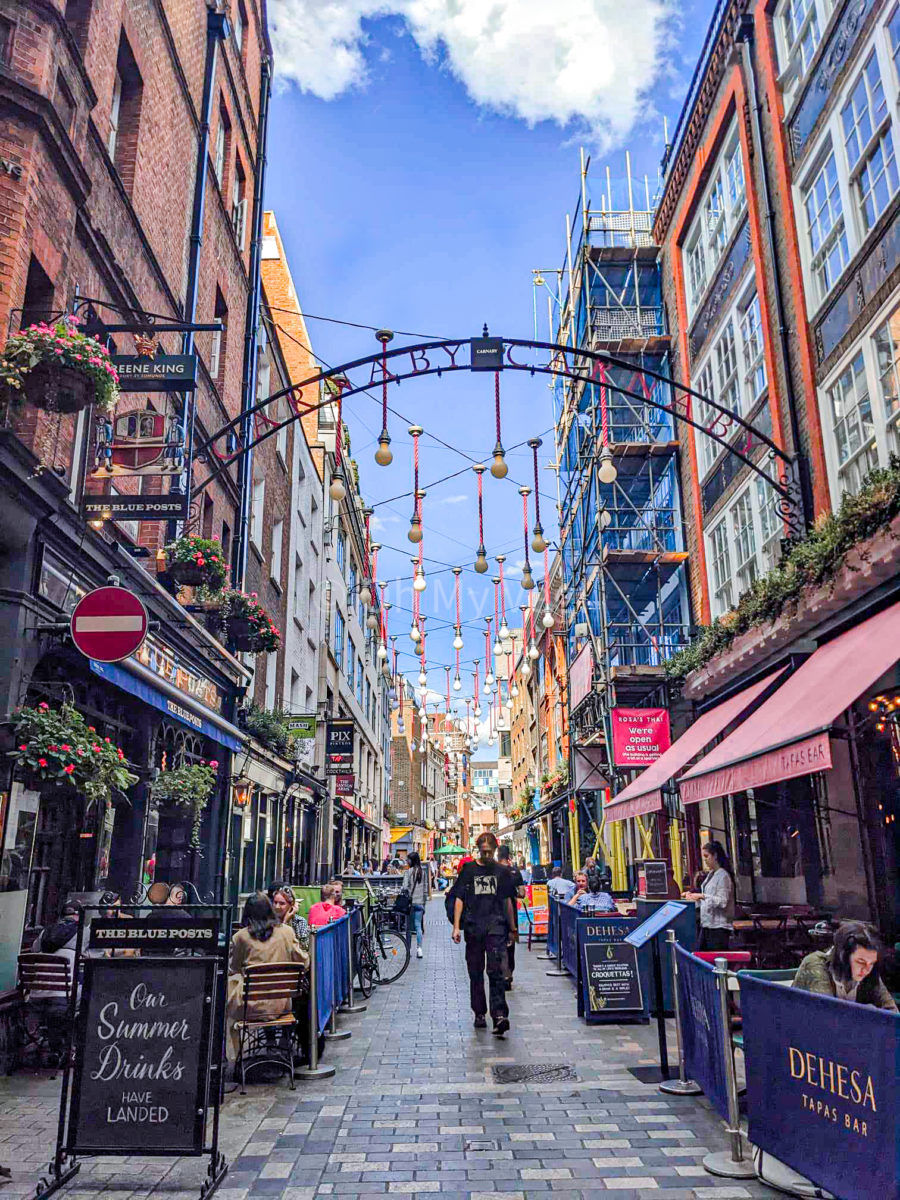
[537,150,692,875]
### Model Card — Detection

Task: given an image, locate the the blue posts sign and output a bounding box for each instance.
[675,946,729,1122]
[740,973,900,1200]
[580,918,648,1023]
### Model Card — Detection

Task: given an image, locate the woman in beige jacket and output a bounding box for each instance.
[227,893,309,1053]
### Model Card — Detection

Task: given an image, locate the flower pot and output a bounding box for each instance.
[168,560,210,587]
[22,362,94,414]
[226,616,262,653]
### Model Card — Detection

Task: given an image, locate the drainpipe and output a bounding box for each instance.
[736,16,812,529]
[232,54,273,589]
[171,9,227,541]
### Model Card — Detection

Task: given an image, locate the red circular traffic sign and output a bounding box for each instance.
[70,586,149,663]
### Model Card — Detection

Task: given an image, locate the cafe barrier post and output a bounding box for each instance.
[702,957,755,1180]
[546,899,568,977]
[295,927,336,1080]
[659,930,702,1096]
[342,908,367,1013]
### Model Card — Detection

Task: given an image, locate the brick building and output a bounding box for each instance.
[0,0,273,953]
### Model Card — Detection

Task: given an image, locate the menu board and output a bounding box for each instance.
[68,959,214,1154]
[642,860,669,896]
[583,940,643,1013]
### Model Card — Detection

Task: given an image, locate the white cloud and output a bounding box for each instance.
[269,0,671,147]
[440,494,468,505]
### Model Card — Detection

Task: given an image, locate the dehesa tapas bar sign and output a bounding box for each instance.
[68,958,214,1155]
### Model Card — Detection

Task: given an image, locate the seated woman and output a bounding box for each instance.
[793,920,898,1011]
[267,882,309,949]
[568,867,617,914]
[227,893,308,1054]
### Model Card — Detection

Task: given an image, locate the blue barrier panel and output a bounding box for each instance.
[547,898,559,958]
[675,945,729,1122]
[335,915,351,1008]
[559,902,579,977]
[314,918,347,1034]
[740,972,900,1200]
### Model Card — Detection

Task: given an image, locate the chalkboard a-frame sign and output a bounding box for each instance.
[67,958,215,1156]
[583,941,644,1016]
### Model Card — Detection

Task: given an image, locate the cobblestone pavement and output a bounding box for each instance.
[0,899,776,1199]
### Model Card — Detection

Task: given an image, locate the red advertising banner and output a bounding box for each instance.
[610,707,671,768]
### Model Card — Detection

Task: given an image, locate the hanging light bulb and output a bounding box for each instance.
[599,505,612,530]
[598,445,618,485]
[531,523,548,554]
[367,610,379,631]
[499,619,511,646]
[521,661,531,680]
[374,431,393,466]
[413,565,427,592]
[511,682,519,698]
[522,563,535,590]
[377,640,387,661]
[420,739,427,755]
[542,610,555,629]
[453,627,464,651]
[484,678,493,694]
[360,582,373,607]
[418,704,427,718]
[475,545,489,573]
[397,716,405,733]
[418,670,427,687]
[485,667,495,686]
[329,472,346,502]
[453,674,462,691]
[528,641,539,661]
[408,512,423,543]
[493,636,503,656]
[488,734,496,746]
[410,623,421,644]
[410,739,417,752]
[491,443,508,478]
[474,704,482,718]
[504,696,513,710]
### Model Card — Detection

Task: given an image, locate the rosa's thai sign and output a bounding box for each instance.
[610,707,671,768]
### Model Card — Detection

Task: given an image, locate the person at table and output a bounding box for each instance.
[793,921,898,1011]
[568,867,617,913]
[226,893,308,1056]
[547,866,575,903]
[267,881,309,949]
[683,841,735,952]
[307,883,346,927]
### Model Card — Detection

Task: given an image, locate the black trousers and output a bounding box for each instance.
[698,927,731,952]
[464,930,509,1019]
[506,935,516,979]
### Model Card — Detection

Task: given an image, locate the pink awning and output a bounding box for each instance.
[604,669,787,822]
[679,600,900,806]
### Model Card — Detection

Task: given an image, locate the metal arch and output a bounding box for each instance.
[189,335,806,533]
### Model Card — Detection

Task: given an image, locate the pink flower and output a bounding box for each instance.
[76,749,85,756]
[18,744,27,752]
[104,737,110,744]
[92,744,101,752]
[60,744,70,752]
[88,726,96,732]
[209,760,219,769]
[38,702,49,711]
[64,764,75,775]
[38,758,47,768]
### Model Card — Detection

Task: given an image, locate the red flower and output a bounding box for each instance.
[38,702,49,711]
[92,744,101,752]
[88,726,96,732]
[38,757,48,767]
[48,744,57,751]
[209,760,219,769]
[117,749,124,760]
[18,744,27,752]
[64,764,75,775]
[60,744,70,751]
[104,738,110,744]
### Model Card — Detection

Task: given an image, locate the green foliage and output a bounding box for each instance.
[1,316,120,411]
[667,457,900,680]
[165,535,228,591]
[151,760,218,849]
[8,703,138,808]
[242,702,293,756]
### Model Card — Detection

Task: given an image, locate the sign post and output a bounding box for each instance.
[624,901,688,1082]
[35,905,232,1200]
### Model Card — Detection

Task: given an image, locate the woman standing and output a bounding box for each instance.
[683,841,735,952]
[403,851,429,959]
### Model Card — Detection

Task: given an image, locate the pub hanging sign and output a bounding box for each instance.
[112,353,197,392]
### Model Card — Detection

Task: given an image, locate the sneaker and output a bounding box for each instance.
[416,948,423,958]
[492,1017,510,1037]
[473,1015,487,1029]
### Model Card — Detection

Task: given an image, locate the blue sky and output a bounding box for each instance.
[264,4,714,730]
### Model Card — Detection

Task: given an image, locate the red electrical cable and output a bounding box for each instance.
[494,372,502,443]
[498,560,506,624]
[455,572,461,629]
[532,443,542,527]
[477,470,484,542]
[522,490,531,571]
[382,342,389,431]
[335,387,343,466]
[598,363,609,446]
[493,581,500,635]
[485,627,492,676]
[543,546,551,610]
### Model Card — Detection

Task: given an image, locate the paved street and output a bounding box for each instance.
[0,900,774,1200]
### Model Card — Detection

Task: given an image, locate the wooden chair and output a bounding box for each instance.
[17,954,72,1065]
[233,962,306,1094]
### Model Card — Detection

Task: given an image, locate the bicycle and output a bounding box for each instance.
[354,897,411,994]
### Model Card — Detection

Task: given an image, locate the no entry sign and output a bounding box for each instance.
[70,586,149,663]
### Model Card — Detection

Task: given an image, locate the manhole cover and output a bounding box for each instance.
[492,1063,576,1084]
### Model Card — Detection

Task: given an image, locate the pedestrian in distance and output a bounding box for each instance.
[451,831,518,1036]
[496,844,524,989]
[402,851,429,958]
[517,855,532,885]
[683,840,735,952]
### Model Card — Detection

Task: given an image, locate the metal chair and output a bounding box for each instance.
[17,953,72,1065]
[233,962,306,1094]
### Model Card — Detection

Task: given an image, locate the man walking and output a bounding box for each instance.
[451,832,517,1036]
[497,845,525,990]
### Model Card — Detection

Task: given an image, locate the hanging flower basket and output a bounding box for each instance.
[1,316,120,414]
[150,760,218,850]
[164,535,228,592]
[213,589,281,654]
[7,702,138,809]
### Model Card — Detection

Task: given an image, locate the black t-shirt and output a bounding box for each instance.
[503,865,525,893]
[454,860,515,934]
